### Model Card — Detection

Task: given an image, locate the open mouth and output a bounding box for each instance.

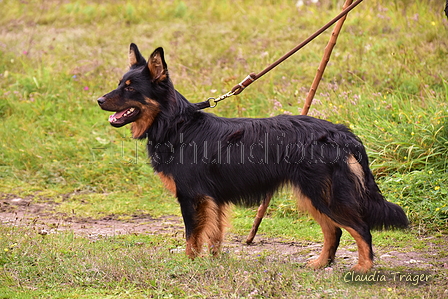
[108,107,140,127]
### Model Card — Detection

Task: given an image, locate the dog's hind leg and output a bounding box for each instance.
[299,197,342,269]
[308,219,342,269]
[340,225,373,273]
[295,190,374,272]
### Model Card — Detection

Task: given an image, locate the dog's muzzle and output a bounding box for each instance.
[97,97,106,106]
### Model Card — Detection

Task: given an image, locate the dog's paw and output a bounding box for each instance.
[350,263,373,274]
[307,257,329,269]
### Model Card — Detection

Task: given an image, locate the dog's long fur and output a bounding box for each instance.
[98,44,408,273]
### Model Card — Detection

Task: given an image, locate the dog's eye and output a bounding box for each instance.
[125,87,135,92]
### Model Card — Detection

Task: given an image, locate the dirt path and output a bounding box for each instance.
[1,194,448,272]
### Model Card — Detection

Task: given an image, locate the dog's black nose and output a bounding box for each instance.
[97,97,106,106]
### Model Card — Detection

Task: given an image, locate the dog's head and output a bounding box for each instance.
[97,43,171,138]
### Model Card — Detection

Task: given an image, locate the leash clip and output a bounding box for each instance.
[207,91,235,108]
[196,73,256,110]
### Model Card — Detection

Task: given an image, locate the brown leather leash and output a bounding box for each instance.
[194,0,364,110]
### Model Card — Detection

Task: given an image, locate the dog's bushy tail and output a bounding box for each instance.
[362,173,409,230]
[353,144,409,230]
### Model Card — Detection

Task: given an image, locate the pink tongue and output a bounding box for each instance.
[109,109,128,122]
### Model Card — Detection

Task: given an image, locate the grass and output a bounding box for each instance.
[0,225,445,298]
[1,0,447,297]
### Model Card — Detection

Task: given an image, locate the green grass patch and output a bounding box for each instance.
[0,225,445,298]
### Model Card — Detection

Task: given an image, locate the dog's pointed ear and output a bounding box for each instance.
[147,47,168,83]
[129,43,146,68]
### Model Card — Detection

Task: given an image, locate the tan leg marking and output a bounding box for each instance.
[347,155,365,192]
[340,226,373,273]
[296,193,339,269]
[294,187,373,272]
[186,196,229,258]
[208,204,230,256]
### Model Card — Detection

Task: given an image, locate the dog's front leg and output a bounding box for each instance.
[178,195,226,259]
[178,196,201,259]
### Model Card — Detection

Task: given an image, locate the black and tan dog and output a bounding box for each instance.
[97,44,408,273]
